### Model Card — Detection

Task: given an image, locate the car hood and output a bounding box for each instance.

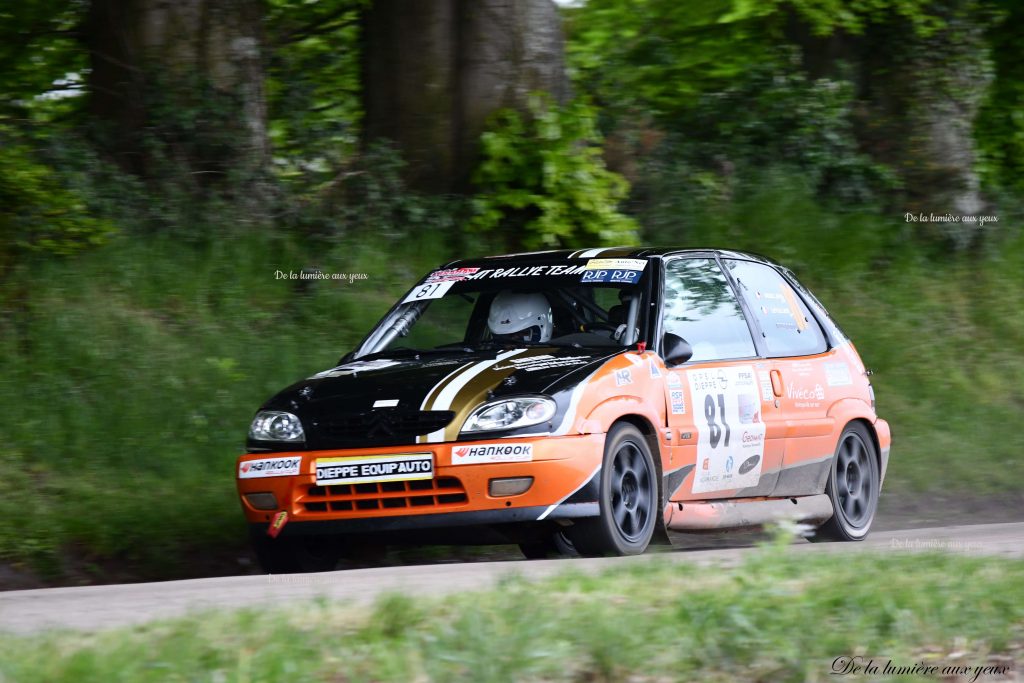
[257,346,622,449]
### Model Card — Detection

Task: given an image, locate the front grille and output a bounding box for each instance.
[316,409,455,447]
[300,476,467,513]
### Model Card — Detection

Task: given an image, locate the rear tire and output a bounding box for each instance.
[249,529,342,573]
[809,422,880,542]
[567,423,658,556]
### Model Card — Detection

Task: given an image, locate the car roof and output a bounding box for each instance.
[442,247,781,269]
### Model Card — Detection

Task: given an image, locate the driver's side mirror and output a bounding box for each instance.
[662,333,693,366]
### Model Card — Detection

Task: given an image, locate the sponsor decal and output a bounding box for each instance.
[583,258,647,272]
[667,372,682,387]
[310,359,401,378]
[580,268,642,284]
[780,284,808,331]
[649,359,662,378]
[402,279,455,303]
[614,368,633,386]
[425,267,480,283]
[315,453,434,485]
[669,389,686,415]
[825,362,853,387]
[239,456,302,479]
[758,371,773,402]
[453,264,589,280]
[687,365,765,493]
[491,354,592,373]
[739,454,761,475]
[451,442,534,465]
[267,510,288,538]
[787,382,826,404]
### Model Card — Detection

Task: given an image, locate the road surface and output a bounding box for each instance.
[1,522,1021,635]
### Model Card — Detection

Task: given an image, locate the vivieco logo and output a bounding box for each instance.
[451,442,533,464]
[239,456,302,479]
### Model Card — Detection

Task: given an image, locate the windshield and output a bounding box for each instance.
[354,259,651,358]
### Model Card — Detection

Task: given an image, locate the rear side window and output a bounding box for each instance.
[724,259,827,357]
[663,258,756,362]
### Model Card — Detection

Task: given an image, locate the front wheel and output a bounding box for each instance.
[567,423,658,556]
[518,530,578,559]
[809,422,880,542]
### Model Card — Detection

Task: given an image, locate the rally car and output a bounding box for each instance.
[238,248,891,572]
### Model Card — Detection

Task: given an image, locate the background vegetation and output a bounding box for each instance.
[0,0,1021,581]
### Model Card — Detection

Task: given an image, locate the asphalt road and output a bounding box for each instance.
[1,522,1021,635]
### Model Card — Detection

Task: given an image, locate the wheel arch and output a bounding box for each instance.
[847,417,882,481]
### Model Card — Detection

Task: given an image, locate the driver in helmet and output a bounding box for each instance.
[487,291,553,343]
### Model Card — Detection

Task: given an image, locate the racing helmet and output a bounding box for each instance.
[487,291,553,343]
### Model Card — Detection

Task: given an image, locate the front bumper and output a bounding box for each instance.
[236,434,604,536]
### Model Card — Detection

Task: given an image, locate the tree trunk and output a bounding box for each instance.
[86,0,268,186]
[362,0,569,193]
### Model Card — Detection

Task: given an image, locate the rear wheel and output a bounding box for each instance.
[249,529,342,573]
[809,422,880,542]
[567,423,658,556]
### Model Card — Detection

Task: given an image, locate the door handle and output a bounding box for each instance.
[770,369,783,397]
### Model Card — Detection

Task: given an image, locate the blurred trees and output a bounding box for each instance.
[362,0,570,193]
[85,0,269,187]
[0,0,1019,250]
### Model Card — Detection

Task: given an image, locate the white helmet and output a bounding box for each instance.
[487,291,553,343]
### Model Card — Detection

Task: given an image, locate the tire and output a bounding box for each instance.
[518,530,578,559]
[249,529,342,573]
[809,422,880,542]
[567,423,658,556]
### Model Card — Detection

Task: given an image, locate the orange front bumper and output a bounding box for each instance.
[237,434,605,533]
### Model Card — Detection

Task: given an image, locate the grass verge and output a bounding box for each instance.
[0,547,1021,682]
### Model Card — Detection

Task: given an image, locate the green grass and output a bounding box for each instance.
[0,547,1021,682]
[0,230,452,578]
[0,182,1022,578]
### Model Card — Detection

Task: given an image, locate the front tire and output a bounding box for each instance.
[809,422,880,542]
[518,530,578,559]
[567,423,658,556]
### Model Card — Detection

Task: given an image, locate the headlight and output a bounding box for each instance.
[462,396,556,433]
[249,411,305,442]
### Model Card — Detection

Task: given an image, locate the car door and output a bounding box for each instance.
[658,256,784,501]
[721,258,835,496]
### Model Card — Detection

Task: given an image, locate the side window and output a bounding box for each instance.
[663,258,756,362]
[782,268,849,344]
[724,259,827,357]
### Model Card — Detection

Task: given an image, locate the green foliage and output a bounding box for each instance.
[630,52,897,219]
[0,231,452,578]
[2,551,1022,681]
[0,125,115,274]
[975,1,1024,194]
[0,0,85,117]
[470,95,639,250]
[265,0,367,179]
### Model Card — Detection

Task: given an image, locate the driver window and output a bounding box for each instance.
[663,258,756,362]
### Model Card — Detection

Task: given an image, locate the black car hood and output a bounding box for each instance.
[256,345,622,450]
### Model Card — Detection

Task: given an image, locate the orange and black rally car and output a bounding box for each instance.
[238,248,891,572]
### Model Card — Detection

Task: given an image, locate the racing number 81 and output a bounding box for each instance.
[412,283,444,299]
[704,393,731,449]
